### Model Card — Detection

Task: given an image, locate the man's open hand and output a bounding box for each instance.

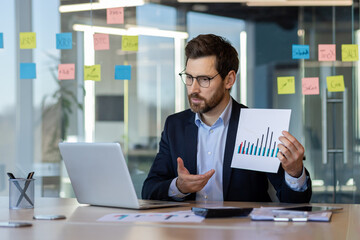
[176,157,215,194]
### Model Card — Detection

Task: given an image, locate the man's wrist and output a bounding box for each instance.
[169,178,190,198]
[285,167,308,192]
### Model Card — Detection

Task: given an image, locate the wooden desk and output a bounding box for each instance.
[0,197,359,240]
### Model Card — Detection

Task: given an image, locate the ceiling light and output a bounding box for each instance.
[59,0,145,13]
[176,0,352,6]
[73,24,189,39]
[247,0,352,6]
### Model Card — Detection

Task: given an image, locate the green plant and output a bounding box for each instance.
[41,65,84,159]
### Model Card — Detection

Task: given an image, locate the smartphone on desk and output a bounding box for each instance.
[33,215,66,220]
[192,207,253,218]
[273,205,343,214]
[0,222,32,228]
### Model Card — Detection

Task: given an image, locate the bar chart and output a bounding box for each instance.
[237,127,279,158]
[231,109,291,173]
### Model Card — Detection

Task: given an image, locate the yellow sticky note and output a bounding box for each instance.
[341,44,358,62]
[122,35,138,51]
[277,76,295,94]
[327,75,345,92]
[84,65,101,81]
[20,32,36,49]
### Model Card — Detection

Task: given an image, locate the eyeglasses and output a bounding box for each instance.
[178,71,220,88]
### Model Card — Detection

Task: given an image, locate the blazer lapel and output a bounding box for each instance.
[184,114,198,175]
[223,99,242,199]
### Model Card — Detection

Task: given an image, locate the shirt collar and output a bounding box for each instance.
[195,98,233,128]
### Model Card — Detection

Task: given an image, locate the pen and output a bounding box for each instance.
[7,172,16,180]
[16,172,34,207]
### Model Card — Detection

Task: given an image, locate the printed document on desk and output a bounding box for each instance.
[97,210,204,223]
[231,109,291,173]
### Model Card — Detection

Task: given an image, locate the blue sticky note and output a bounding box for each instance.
[0,33,3,48]
[292,44,310,59]
[20,63,36,79]
[115,65,131,80]
[56,32,72,49]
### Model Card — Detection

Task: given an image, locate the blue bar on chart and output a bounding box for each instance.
[237,127,279,158]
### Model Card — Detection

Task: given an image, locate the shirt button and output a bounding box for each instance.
[210,130,214,133]
[204,195,208,199]
[208,152,211,155]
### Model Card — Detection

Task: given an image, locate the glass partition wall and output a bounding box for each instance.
[1,0,360,203]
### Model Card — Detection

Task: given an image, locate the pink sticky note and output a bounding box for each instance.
[58,63,75,80]
[318,44,336,61]
[302,77,319,95]
[94,33,109,50]
[107,8,124,24]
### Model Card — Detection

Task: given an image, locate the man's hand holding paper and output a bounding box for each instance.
[277,130,304,178]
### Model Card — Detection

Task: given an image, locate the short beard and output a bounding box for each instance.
[188,89,225,114]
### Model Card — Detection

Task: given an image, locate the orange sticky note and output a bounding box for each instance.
[84,65,101,81]
[58,64,75,80]
[20,32,36,49]
[277,76,295,94]
[342,44,358,62]
[327,75,345,92]
[107,7,124,24]
[318,44,336,61]
[122,35,138,51]
[94,33,110,50]
[302,77,319,95]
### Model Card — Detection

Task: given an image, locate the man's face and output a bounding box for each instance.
[185,56,227,114]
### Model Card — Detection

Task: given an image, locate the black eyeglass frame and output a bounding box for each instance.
[178,71,220,88]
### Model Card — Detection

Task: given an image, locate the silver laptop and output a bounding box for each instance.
[59,142,188,209]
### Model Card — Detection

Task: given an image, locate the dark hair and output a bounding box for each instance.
[185,34,239,80]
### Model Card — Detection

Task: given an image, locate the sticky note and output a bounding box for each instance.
[302,77,319,95]
[327,75,345,92]
[318,44,336,61]
[107,7,124,24]
[84,65,101,81]
[20,63,36,79]
[20,32,36,49]
[342,44,358,62]
[56,32,72,50]
[94,33,110,50]
[58,64,75,80]
[292,44,309,59]
[122,35,138,51]
[277,76,295,94]
[115,65,131,80]
[0,33,3,48]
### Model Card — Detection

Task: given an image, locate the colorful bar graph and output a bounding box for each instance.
[236,127,279,158]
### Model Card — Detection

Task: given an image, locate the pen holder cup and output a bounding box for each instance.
[9,178,35,209]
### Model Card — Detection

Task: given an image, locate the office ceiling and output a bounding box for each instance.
[59,0,359,30]
[151,0,359,30]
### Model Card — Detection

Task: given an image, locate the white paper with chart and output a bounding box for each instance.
[231,109,291,173]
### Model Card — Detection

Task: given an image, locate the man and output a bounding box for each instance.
[142,34,312,202]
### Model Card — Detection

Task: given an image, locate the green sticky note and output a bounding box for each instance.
[327,75,345,92]
[341,44,358,62]
[277,76,295,94]
[84,65,101,81]
[20,32,36,49]
[122,35,138,51]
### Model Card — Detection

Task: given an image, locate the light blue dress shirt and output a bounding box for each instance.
[168,99,308,201]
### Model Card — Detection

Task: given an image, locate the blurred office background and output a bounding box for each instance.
[0,0,359,203]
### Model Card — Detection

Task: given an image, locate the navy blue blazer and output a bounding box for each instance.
[142,99,312,203]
